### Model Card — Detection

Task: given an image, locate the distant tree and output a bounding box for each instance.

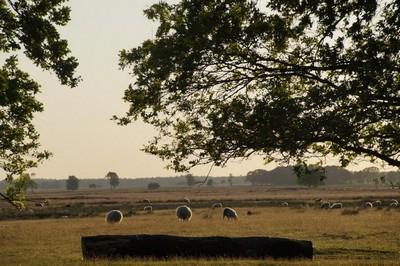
[206,178,214,187]
[372,175,387,189]
[295,163,326,188]
[388,180,400,190]
[105,172,120,189]
[245,169,270,185]
[147,182,160,190]
[14,173,37,193]
[185,174,196,187]
[66,176,79,191]
[27,173,38,192]
[324,166,353,185]
[359,167,381,183]
[228,174,233,186]
[89,184,97,189]
[26,178,38,193]
[373,177,380,189]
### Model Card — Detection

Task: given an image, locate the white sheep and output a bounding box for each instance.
[35,202,45,207]
[280,201,289,207]
[320,201,330,209]
[330,202,343,209]
[144,205,153,213]
[389,202,398,208]
[211,202,223,209]
[183,197,191,204]
[364,202,373,208]
[105,210,123,224]
[390,199,398,205]
[223,207,238,220]
[176,205,192,221]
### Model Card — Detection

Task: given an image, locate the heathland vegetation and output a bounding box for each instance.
[0,186,399,265]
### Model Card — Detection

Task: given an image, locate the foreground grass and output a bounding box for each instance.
[0,207,399,265]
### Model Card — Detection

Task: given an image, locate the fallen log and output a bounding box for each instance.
[81,234,313,259]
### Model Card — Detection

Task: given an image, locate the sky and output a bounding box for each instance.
[10,0,391,179]
[19,0,274,179]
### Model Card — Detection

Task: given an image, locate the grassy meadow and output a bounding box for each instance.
[0,186,400,265]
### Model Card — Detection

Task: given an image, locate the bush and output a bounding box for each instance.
[147,182,160,190]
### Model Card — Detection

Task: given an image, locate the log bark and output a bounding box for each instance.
[81,234,313,259]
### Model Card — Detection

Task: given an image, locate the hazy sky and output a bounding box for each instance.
[17,0,269,179]
[12,0,387,179]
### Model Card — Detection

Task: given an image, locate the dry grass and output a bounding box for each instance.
[0,206,399,265]
[2,185,398,209]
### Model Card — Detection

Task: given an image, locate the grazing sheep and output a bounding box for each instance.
[373,200,382,207]
[144,205,153,213]
[364,202,373,208]
[390,199,398,205]
[389,202,398,208]
[143,199,151,204]
[105,210,123,224]
[320,201,330,209]
[211,202,223,209]
[176,205,192,221]
[183,197,191,204]
[35,202,45,207]
[223,207,238,220]
[330,202,343,209]
[280,201,289,207]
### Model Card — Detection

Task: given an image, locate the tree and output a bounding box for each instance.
[245,167,297,186]
[245,169,270,186]
[117,0,400,173]
[360,166,380,181]
[2,173,31,208]
[324,166,353,185]
[27,173,38,192]
[66,175,79,191]
[147,182,160,190]
[294,163,327,188]
[105,171,120,189]
[228,174,233,186]
[1,0,80,208]
[24,174,37,193]
[185,174,196,187]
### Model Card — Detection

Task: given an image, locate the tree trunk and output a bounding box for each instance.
[81,234,313,259]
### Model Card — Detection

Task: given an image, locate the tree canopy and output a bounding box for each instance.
[1,0,79,208]
[118,0,400,172]
[66,175,79,191]
[147,181,160,190]
[105,171,120,189]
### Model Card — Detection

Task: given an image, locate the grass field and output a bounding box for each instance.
[1,187,400,265]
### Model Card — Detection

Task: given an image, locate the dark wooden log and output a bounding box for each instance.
[81,234,313,259]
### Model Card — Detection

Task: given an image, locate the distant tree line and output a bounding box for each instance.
[245,166,400,186]
[2,166,399,191]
